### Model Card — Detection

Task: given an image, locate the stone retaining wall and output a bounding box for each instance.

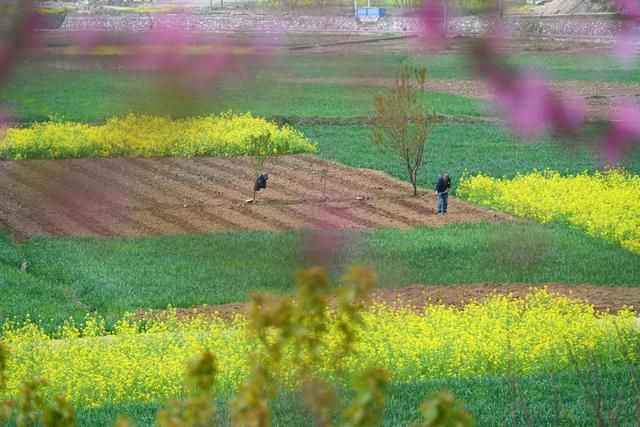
[57,14,632,39]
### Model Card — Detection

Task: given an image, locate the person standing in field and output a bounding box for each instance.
[435,174,451,214]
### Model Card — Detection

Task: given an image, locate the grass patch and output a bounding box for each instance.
[2,222,639,328]
[0,230,86,324]
[303,123,640,191]
[75,366,640,426]
[408,53,640,82]
[4,48,638,123]
[0,66,484,123]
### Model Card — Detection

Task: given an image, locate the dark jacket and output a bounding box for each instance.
[435,176,451,194]
[254,173,268,191]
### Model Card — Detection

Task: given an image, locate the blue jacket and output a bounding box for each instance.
[435,176,451,193]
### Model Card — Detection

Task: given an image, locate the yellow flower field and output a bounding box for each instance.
[0,112,317,160]
[457,170,640,253]
[1,291,636,408]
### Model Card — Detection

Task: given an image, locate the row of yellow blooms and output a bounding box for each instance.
[0,112,317,160]
[457,169,640,254]
[1,290,637,409]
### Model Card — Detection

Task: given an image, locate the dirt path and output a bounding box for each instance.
[136,283,640,321]
[0,155,514,240]
[279,77,640,120]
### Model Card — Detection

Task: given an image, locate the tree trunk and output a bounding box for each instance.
[410,168,418,196]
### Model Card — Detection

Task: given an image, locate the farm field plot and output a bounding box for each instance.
[0,155,513,240]
[6,36,640,124]
[143,283,640,322]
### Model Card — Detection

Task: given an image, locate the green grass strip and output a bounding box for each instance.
[2,222,639,329]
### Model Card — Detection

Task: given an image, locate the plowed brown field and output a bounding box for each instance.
[0,155,513,240]
[136,283,640,321]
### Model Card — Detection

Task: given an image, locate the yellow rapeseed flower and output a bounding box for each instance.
[0,291,636,409]
[458,170,640,253]
[0,112,317,160]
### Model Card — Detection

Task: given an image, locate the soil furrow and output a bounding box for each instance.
[40,159,152,237]
[0,156,516,239]
[280,155,412,197]
[210,156,363,201]
[140,158,292,230]
[1,162,96,236]
[320,202,381,229]
[355,201,415,228]
[154,158,249,202]
[287,202,361,229]
[0,193,57,239]
[114,159,219,233]
[186,207,247,231]
[244,203,308,230]
[194,157,317,202]
[368,200,432,228]
[0,163,71,236]
[20,160,117,235]
[91,159,178,205]
[72,160,181,235]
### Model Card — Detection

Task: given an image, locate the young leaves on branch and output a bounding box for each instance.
[371,65,437,196]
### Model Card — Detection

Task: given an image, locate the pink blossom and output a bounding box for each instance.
[613,0,640,21]
[416,0,448,47]
[493,72,551,136]
[601,98,640,164]
[73,13,273,85]
[71,29,107,51]
[612,0,640,62]
[302,228,346,266]
[487,69,585,137]
[0,109,13,140]
[614,25,640,63]
[470,34,585,138]
[547,92,587,136]
[0,8,41,81]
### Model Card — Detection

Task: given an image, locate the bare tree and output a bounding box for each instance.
[249,132,271,201]
[371,65,438,196]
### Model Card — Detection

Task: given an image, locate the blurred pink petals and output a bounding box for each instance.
[416,0,448,47]
[613,0,640,21]
[612,0,640,62]
[614,25,640,63]
[0,108,13,139]
[548,91,587,136]
[72,13,273,83]
[493,72,549,136]
[491,71,585,137]
[0,9,41,81]
[71,29,107,51]
[601,98,640,164]
[303,228,347,266]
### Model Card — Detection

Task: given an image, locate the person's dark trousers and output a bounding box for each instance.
[437,193,448,213]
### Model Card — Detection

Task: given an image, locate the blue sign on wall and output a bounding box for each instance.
[357,7,386,18]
